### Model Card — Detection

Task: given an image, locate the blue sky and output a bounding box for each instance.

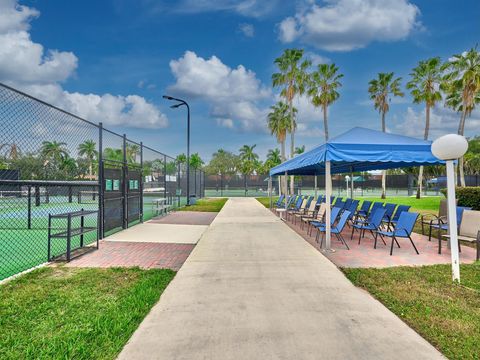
[1,0,479,160]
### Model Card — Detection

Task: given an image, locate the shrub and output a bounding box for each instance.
[441,187,480,210]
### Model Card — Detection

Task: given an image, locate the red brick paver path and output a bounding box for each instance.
[66,241,194,271]
[281,214,478,268]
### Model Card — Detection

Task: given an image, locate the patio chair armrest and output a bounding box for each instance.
[393,227,409,237]
[421,213,438,223]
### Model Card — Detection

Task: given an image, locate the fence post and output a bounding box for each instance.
[164,154,167,202]
[177,162,181,207]
[140,142,144,223]
[122,134,127,229]
[98,122,104,239]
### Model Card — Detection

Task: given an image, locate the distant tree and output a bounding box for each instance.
[78,140,98,177]
[267,102,296,195]
[103,148,123,163]
[442,47,480,186]
[126,143,140,164]
[176,153,187,165]
[273,49,311,194]
[464,136,480,175]
[295,145,305,155]
[368,72,404,198]
[189,153,204,170]
[407,57,443,198]
[265,148,283,195]
[308,63,343,141]
[40,141,68,164]
[205,149,238,179]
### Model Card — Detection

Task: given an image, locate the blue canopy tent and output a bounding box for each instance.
[269,127,445,250]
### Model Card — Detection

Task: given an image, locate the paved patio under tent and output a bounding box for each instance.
[281,213,478,268]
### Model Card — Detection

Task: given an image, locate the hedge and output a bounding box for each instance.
[441,187,480,210]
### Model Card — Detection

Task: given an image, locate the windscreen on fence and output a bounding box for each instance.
[0,83,205,281]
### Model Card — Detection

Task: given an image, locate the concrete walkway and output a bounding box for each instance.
[118,198,443,360]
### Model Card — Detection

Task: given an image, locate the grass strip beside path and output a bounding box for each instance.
[177,198,227,212]
[256,196,441,212]
[0,267,175,360]
[343,263,480,360]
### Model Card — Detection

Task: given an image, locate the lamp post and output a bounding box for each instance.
[431,134,468,282]
[163,95,191,206]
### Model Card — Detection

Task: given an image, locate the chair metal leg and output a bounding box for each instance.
[390,236,396,256]
[351,225,355,240]
[428,225,432,241]
[336,233,349,250]
[408,235,419,255]
[315,228,320,243]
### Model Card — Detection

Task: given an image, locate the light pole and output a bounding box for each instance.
[431,134,468,282]
[163,95,191,206]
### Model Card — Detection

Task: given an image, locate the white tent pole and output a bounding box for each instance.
[446,160,460,281]
[314,174,318,198]
[325,161,332,250]
[350,167,354,199]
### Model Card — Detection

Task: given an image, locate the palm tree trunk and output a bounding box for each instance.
[458,110,467,187]
[381,110,386,133]
[280,139,287,195]
[89,162,93,178]
[416,166,424,199]
[289,100,295,195]
[381,110,387,199]
[417,105,431,199]
[323,105,329,141]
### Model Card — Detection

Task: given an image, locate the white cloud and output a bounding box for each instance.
[0,0,168,129]
[169,51,270,131]
[396,106,480,139]
[238,23,254,37]
[278,0,421,51]
[171,0,279,17]
[305,52,330,66]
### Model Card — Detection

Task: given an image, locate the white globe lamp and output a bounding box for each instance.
[431,134,468,282]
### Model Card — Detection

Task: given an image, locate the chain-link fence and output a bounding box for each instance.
[0,82,204,280]
[204,173,480,198]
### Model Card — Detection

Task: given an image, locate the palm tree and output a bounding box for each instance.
[267,101,296,195]
[78,140,98,177]
[294,145,305,155]
[103,148,123,163]
[239,144,259,194]
[407,57,443,198]
[264,148,282,195]
[126,143,140,164]
[368,72,404,198]
[0,143,20,160]
[308,64,343,141]
[442,47,480,186]
[189,153,204,170]
[272,49,311,194]
[40,141,68,165]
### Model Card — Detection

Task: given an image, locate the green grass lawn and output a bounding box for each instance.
[0,266,175,360]
[255,196,274,208]
[343,263,480,360]
[177,198,228,212]
[256,195,441,212]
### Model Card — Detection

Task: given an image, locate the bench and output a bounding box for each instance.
[442,210,480,260]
